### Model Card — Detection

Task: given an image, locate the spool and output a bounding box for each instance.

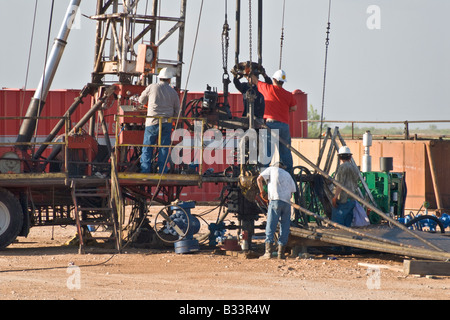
[362,154,372,173]
[362,131,372,172]
[363,131,372,147]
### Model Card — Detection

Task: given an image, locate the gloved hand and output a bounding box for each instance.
[332,196,338,208]
[257,64,266,77]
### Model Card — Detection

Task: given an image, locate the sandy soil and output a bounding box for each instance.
[0,206,449,301]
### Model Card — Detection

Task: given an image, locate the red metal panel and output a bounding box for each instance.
[0,88,308,136]
[0,89,32,140]
[291,90,308,138]
[180,180,226,202]
[430,140,450,209]
[0,88,307,202]
[0,88,83,138]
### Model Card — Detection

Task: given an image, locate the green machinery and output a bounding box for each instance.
[291,165,406,226]
[361,171,406,224]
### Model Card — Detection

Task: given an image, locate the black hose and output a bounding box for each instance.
[405,215,445,234]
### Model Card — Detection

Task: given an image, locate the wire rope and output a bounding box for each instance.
[319,0,332,150]
[123,0,205,249]
[278,0,286,69]
[20,0,39,121]
[32,0,55,158]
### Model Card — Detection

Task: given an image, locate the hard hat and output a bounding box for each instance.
[338,146,352,155]
[272,70,287,82]
[158,67,175,79]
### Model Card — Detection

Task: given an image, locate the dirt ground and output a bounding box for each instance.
[0,206,449,301]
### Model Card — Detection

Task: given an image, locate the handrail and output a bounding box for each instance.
[300,119,450,140]
[0,115,70,174]
[114,114,206,175]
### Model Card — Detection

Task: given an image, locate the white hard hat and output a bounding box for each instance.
[158,67,175,79]
[272,70,287,82]
[338,146,352,155]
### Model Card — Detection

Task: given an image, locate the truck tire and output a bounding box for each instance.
[0,188,24,249]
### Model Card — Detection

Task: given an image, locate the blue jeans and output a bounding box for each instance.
[140,123,172,173]
[265,200,291,246]
[331,200,355,227]
[266,120,293,172]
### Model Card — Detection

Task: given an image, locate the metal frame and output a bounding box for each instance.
[90,0,187,89]
[114,113,207,186]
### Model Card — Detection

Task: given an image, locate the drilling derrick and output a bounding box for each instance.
[0,0,193,252]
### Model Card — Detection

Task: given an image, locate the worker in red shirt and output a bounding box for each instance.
[250,70,297,172]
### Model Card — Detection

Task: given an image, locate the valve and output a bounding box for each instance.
[154,201,201,253]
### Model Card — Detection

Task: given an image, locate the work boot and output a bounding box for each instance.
[259,242,272,260]
[277,244,286,260]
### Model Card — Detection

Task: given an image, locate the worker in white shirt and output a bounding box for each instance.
[257,161,297,259]
[139,67,180,173]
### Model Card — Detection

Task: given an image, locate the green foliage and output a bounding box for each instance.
[307,105,328,138]
[339,125,450,138]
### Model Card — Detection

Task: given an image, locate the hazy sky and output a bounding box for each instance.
[1,0,449,127]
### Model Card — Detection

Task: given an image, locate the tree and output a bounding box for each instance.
[307,105,327,138]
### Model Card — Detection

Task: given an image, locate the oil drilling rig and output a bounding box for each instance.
[1,1,449,262]
[0,0,281,253]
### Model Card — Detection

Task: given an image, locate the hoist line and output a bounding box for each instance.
[125,0,205,248]
[279,0,286,70]
[221,0,230,75]
[248,0,253,67]
[319,0,332,150]
[20,0,39,123]
[33,0,55,158]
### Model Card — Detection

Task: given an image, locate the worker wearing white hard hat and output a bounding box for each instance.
[338,145,352,156]
[139,67,179,174]
[249,69,297,172]
[332,146,360,227]
[158,67,175,79]
[257,161,297,259]
[272,69,287,83]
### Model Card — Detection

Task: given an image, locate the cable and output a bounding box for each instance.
[32,0,55,159]
[20,0,39,121]
[279,0,286,69]
[152,0,205,204]
[0,254,117,274]
[248,0,253,66]
[319,0,332,150]
[122,0,205,249]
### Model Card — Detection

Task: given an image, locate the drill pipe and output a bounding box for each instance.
[290,201,412,249]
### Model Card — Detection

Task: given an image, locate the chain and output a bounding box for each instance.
[222,0,230,74]
[248,0,253,66]
[279,0,286,69]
